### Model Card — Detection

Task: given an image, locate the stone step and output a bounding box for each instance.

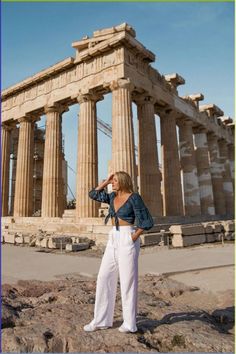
[2,217,234,249]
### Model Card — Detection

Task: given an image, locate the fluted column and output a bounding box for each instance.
[228,144,234,189]
[218,139,234,215]
[1,123,13,216]
[207,133,226,215]
[178,119,201,216]
[41,105,64,217]
[76,93,101,218]
[110,79,137,190]
[159,110,184,216]
[193,127,215,215]
[136,96,162,216]
[14,117,35,217]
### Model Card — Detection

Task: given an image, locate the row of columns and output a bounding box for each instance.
[1,79,234,219]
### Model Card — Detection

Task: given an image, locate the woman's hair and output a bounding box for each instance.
[114,171,134,193]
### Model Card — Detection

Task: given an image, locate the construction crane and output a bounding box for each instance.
[97,117,161,168]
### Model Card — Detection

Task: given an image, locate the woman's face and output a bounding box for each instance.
[111,174,120,191]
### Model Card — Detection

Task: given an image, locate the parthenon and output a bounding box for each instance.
[1,24,234,244]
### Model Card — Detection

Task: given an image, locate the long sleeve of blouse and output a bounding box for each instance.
[88,188,112,204]
[130,193,154,231]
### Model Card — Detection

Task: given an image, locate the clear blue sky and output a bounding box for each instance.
[2,2,234,200]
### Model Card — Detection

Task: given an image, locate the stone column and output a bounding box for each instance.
[41,105,64,217]
[178,119,201,216]
[207,133,226,215]
[110,79,137,190]
[193,127,215,215]
[76,93,101,218]
[228,144,234,188]
[14,117,35,217]
[159,110,184,216]
[136,96,162,216]
[9,127,19,215]
[218,139,234,215]
[1,123,13,216]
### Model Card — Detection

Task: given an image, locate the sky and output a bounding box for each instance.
[2,2,235,201]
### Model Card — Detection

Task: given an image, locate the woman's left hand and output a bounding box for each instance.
[131,234,139,242]
[131,228,144,242]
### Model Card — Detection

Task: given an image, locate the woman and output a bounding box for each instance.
[84,171,154,333]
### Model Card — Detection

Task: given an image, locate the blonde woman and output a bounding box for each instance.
[84,171,154,333]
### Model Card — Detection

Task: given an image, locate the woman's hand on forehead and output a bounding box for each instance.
[107,173,115,182]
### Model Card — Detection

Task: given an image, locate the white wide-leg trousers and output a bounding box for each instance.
[92,225,140,332]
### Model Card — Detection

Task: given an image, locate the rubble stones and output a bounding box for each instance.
[1,274,234,352]
[170,221,235,248]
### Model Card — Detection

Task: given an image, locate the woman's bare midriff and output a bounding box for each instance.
[111,217,134,227]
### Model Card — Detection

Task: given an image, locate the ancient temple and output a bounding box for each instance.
[1,24,234,235]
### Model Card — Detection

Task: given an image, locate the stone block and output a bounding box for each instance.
[94,234,109,245]
[23,235,32,244]
[203,224,214,234]
[171,234,183,247]
[212,223,224,233]
[205,233,217,243]
[38,238,49,248]
[51,237,72,249]
[169,224,204,236]
[71,236,80,243]
[222,221,235,232]
[48,238,57,249]
[215,233,225,242]
[15,234,24,244]
[79,217,106,225]
[70,235,92,244]
[4,233,16,244]
[79,236,91,244]
[29,237,37,247]
[140,233,169,246]
[92,225,113,234]
[171,234,206,248]
[224,232,234,241]
[65,243,89,252]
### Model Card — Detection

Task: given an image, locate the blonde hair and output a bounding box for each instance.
[114,171,134,193]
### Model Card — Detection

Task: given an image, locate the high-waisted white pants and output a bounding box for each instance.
[91,225,140,332]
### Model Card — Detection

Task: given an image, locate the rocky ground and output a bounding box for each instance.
[2,272,234,352]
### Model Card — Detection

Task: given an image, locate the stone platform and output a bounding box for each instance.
[1,214,234,250]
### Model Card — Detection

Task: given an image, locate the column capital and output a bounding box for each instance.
[192,125,207,134]
[207,131,218,141]
[76,91,104,104]
[44,103,68,115]
[17,115,39,124]
[157,107,177,120]
[133,93,155,105]
[1,122,16,131]
[218,138,228,147]
[110,78,134,92]
[177,118,193,127]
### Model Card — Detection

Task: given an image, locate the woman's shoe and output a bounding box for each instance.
[118,325,137,333]
[83,321,109,332]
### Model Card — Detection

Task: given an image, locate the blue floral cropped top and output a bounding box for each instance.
[89,188,154,231]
